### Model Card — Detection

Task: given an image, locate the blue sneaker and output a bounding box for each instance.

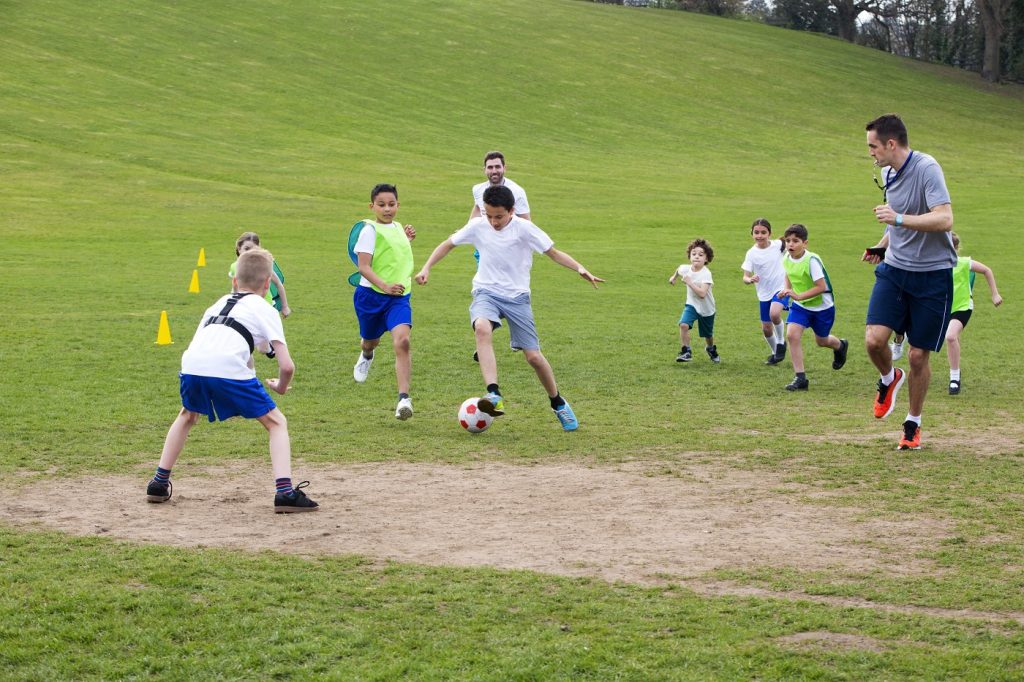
[478,392,505,417]
[553,401,578,431]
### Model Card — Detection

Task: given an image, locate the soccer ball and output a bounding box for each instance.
[458,397,493,433]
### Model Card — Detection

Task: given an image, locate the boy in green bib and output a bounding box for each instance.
[348,184,417,420]
[778,224,848,391]
[945,232,1003,395]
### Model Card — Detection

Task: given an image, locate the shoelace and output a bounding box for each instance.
[292,480,311,498]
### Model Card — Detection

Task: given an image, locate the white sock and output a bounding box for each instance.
[765,334,777,353]
[880,368,895,385]
[892,339,903,349]
[950,369,961,381]
[774,322,786,346]
[905,414,921,426]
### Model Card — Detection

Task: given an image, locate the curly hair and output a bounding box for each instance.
[687,238,714,263]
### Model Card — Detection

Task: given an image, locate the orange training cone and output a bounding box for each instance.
[155,310,173,345]
[197,247,206,267]
[188,269,200,293]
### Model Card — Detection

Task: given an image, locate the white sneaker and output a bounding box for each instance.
[395,397,413,421]
[353,353,373,383]
[890,341,904,361]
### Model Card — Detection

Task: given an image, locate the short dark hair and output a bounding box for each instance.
[784,223,809,241]
[687,238,714,263]
[750,217,772,234]
[371,183,398,201]
[483,151,505,165]
[866,114,909,147]
[482,185,515,211]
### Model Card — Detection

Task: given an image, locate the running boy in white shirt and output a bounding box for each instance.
[415,185,603,431]
[145,247,318,513]
[777,224,848,391]
[741,218,789,365]
[670,238,720,363]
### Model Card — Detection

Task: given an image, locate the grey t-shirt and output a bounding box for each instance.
[882,151,956,272]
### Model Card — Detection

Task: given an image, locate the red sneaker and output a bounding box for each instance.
[873,368,905,419]
[898,420,921,450]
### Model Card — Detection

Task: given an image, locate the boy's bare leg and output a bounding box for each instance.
[391,324,411,395]
[257,408,291,480]
[679,323,691,347]
[158,408,201,470]
[523,349,558,397]
[360,337,380,356]
[945,320,964,371]
[816,334,842,350]
[907,347,931,416]
[787,323,806,373]
[473,318,499,385]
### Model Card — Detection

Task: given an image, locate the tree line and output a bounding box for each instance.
[594,0,1024,83]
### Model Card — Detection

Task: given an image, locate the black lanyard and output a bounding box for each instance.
[875,150,914,203]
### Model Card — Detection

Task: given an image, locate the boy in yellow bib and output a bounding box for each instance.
[350,184,417,420]
[778,224,848,391]
[945,232,1003,395]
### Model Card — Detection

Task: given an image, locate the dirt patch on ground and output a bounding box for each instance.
[1,460,949,584]
[774,631,889,653]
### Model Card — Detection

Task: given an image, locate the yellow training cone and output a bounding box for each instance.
[197,247,206,267]
[188,269,200,293]
[155,310,173,345]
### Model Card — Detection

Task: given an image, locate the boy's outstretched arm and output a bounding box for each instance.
[265,341,294,394]
[544,247,604,289]
[971,260,1003,306]
[415,239,457,285]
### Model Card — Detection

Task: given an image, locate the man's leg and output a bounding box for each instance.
[906,347,931,417]
[865,324,894,374]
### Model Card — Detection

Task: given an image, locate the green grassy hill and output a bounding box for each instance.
[2,0,1023,677]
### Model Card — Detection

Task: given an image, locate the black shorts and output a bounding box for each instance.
[949,308,972,329]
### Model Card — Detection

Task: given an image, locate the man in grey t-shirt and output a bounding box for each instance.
[864,114,955,451]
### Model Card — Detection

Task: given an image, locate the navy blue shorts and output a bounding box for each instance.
[180,374,276,423]
[866,263,952,352]
[354,286,412,340]
[787,304,835,338]
[758,292,790,323]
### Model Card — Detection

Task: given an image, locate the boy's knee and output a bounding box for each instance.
[786,327,801,343]
[679,323,690,331]
[524,350,546,368]
[261,408,288,430]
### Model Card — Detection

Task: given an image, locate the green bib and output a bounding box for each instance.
[783,251,832,308]
[951,257,975,313]
[361,220,413,294]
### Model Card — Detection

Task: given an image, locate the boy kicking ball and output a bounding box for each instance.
[146,247,318,513]
[415,185,603,431]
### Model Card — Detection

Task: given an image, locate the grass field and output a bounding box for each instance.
[2,0,1024,678]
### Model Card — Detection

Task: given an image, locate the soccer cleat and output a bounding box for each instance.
[353,353,373,383]
[706,345,721,363]
[897,420,921,450]
[785,376,809,391]
[395,396,413,421]
[676,348,693,363]
[553,401,579,431]
[873,367,905,419]
[274,481,319,513]
[949,379,961,395]
[478,392,505,417]
[832,338,849,370]
[765,351,783,366]
[775,342,787,361]
[890,341,904,361]
[146,479,172,503]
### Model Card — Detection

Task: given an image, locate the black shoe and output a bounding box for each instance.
[706,345,721,363]
[832,339,849,370]
[146,479,172,503]
[676,348,692,362]
[765,352,783,366]
[274,481,319,513]
[949,379,961,395]
[776,343,787,361]
[785,376,809,391]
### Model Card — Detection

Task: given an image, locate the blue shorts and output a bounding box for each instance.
[866,263,953,352]
[180,374,276,423]
[679,305,715,338]
[354,286,413,341]
[758,292,791,323]
[787,304,835,339]
[469,289,539,351]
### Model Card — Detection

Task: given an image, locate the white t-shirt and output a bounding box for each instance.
[472,178,530,215]
[182,293,286,380]
[677,264,716,316]
[786,252,834,312]
[741,240,786,302]
[450,216,554,297]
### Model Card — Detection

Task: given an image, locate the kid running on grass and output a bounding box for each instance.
[778,224,848,391]
[945,231,1003,394]
[670,238,720,363]
[415,185,603,431]
[230,232,290,318]
[741,218,789,365]
[348,184,417,420]
[146,247,318,513]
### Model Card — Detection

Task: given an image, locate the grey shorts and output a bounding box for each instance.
[469,289,540,351]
